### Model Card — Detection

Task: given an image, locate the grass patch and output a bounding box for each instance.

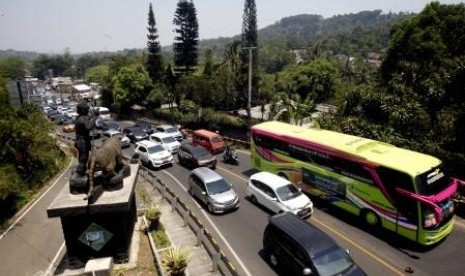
[150,223,171,249]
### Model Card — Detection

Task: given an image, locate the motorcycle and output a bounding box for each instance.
[223,148,239,165]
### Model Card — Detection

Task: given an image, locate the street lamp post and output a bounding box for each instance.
[243,46,256,120]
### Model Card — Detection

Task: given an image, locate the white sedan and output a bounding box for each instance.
[247,171,313,218]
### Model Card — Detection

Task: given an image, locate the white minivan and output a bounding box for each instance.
[247,171,313,218]
[90,107,111,120]
[148,132,181,154]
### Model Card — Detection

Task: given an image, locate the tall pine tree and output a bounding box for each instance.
[146,3,163,83]
[241,0,259,120]
[173,0,199,76]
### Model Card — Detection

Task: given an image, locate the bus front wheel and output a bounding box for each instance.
[361,210,380,228]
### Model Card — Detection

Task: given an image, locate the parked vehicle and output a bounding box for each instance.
[263,212,366,276]
[188,167,239,214]
[192,129,225,154]
[155,124,183,141]
[102,129,130,148]
[177,144,217,169]
[248,172,313,218]
[123,126,149,143]
[134,140,173,169]
[149,132,181,154]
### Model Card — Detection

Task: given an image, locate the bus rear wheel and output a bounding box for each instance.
[361,210,380,228]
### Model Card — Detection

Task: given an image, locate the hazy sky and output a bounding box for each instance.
[0,0,463,54]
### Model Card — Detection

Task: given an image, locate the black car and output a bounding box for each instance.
[263,212,366,276]
[123,126,149,143]
[177,143,217,169]
[105,120,121,131]
[134,122,154,135]
[89,129,101,139]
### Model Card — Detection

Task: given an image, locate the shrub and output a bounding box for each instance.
[161,247,190,276]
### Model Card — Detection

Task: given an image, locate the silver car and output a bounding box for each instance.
[188,167,239,214]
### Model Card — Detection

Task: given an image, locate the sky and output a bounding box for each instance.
[0,0,463,54]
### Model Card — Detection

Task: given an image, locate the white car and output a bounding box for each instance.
[247,172,313,218]
[148,132,181,154]
[155,124,183,141]
[134,140,173,169]
[102,129,130,148]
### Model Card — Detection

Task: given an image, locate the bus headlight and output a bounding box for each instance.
[424,214,437,228]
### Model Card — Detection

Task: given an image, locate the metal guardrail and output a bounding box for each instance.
[140,167,240,276]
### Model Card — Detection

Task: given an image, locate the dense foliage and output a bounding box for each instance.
[0,79,66,226]
[240,0,259,119]
[146,3,163,83]
[173,0,199,76]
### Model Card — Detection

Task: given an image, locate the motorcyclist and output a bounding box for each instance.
[224,145,237,161]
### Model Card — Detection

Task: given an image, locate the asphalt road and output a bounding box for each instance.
[0,159,73,276]
[2,121,465,276]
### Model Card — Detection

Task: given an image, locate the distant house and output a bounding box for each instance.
[72,84,92,99]
[366,52,383,69]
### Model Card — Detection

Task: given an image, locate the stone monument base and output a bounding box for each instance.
[48,164,139,268]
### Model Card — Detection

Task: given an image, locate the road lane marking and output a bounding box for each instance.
[313,218,405,276]
[0,156,73,240]
[201,209,253,276]
[217,166,249,183]
[162,170,202,209]
[46,242,65,275]
[162,170,253,276]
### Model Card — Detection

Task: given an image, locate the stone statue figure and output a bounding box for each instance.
[84,137,129,200]
[74,101,98,176]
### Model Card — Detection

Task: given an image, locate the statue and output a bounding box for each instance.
[84,137,130,200]
[74,101,98,176]
[69,102,130,201]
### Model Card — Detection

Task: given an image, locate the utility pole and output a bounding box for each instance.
[243,46,256,120]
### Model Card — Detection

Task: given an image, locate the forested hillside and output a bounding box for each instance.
[201,10,413,60]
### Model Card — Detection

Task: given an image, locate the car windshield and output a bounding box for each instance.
[162,136,176,143]
[210,136,223,143]
[147,145,165,154]
[206,179,231,195]
[276,184,302,201]
[313,246,354,276]
[107,121,119,129]
[132,128,145,136]
[192,147,210,157]
[166,127,177,133]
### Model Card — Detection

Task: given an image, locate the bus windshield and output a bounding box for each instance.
[415,166,454,196]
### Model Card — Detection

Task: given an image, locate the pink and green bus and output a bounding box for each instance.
[250,121,460,245]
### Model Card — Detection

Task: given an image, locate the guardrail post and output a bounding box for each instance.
[161,186,166,199]
[171,197,177,211]
[211,252,220,272]
[182,210,189,227]
[196,228,204,247]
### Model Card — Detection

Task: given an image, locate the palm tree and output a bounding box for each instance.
[217,41,241,111]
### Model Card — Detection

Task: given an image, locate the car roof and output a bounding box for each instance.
[191,167,223,182]
[181,143,207,152]
[193,129,221,138]
[250,171,291,189]
[157,124,175,129]
[268,212,338,257]
[136,140,158,148]
[104,129,120,135]
[150,132,171,138]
